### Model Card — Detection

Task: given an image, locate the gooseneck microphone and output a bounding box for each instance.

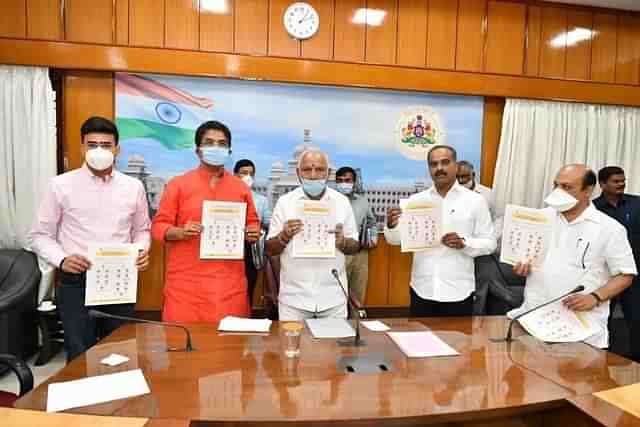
[88,309,195,352]
[492,285,585,343]
[331,269,366,347]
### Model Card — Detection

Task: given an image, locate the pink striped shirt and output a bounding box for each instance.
[29,165,151,267]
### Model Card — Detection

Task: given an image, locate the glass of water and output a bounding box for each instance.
[281,322,303,358]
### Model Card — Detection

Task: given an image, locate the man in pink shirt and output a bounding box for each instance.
[29,117,151,361]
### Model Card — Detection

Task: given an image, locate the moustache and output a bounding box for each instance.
[435,172,447,177]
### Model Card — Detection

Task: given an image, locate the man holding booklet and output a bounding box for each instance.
[151,121,260,323]
[385,145,496,317]
[508,164,637,348]
[266,149,359,321]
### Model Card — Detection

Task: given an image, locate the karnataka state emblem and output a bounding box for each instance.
[394,107,445,160]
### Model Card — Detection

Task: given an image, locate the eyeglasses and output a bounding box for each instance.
[84,141,115,149]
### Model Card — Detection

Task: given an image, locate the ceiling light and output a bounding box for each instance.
[352,8,387,26]
[550,28,596,48]
[201,0,228,14]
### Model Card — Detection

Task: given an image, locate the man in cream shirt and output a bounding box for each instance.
[266,149,359,321]
[510,164,637,348]
[385,146,496,317]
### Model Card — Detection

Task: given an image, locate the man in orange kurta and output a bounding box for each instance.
[151,121,260,323]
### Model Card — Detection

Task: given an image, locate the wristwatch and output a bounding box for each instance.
[590,291,603,306]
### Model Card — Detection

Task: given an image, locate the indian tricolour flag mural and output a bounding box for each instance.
[116,73,215,150]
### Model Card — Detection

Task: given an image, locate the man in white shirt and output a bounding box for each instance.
[266,149,359,321]
[510,164,637,348]
[385,146,496,317]
[456,160,494,218]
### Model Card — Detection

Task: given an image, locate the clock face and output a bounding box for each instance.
[283,2,319,40]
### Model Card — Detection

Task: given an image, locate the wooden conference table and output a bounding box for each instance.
[15,317,640,426]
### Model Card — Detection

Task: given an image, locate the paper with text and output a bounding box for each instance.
[399,199,442,252]
[85,243,139,306]
[200,201,246,259]
[500,204,554,268]
[517,300,601,343]
[387,331,459,357]
[292,199,336,258]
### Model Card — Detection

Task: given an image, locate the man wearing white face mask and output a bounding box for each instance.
[266,149,359,321]
[509,164,637,348]
[234,159,272,309]
[29,116,151,362]
[456,161,494,219]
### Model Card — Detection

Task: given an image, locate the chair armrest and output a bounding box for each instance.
[0,354,34,397]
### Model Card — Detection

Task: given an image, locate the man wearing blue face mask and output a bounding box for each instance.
[510,164,637,349]
[335,166,377,305]
[151,120,261,323]
[266,149,360,321]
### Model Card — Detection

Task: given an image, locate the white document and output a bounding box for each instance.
[399,198,443,252]
[218,316,272,333]
[500,204,555,268]
[200,201,246,259]
[517,300,601,343]
[46,369,150,413]
[305,318,355,338]
[85,243,139,306]
[361,320,391,331]
[100,353,130,367]
[292,199,336,258]
[387,331,460,358]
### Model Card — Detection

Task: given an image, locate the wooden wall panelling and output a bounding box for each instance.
[455,0,486,72]
[481,97,505,188]
[333,0,366,62]
[129,0,165,48]
[485,0,525,76]
[234,0,268,55]
[591,13,618,83]
[165,0,199,50]
[365,0,398,65]
[26,0,63,40]
[268,0,301,58]
[65,0,114,44]
[300,0,334,60]
[539,6,567,79]
[116,0,130,45]
[396,0,428,68]
[615,15,640,86]
[200,0,234,52]
[0,0,27,38]
[524,5,542,76]
[366,239,390,306]
[387,245,411,306]
[426,0,458,70]
[565,9,592,81]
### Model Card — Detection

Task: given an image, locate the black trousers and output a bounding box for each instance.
[244,243,258,311]
[410,288,474,317]
[609,276,640,362]
[57,271,134,362]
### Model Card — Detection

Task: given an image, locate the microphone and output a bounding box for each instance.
[492,285,586,343]
[331,269,366,347]
[88,309,195,352]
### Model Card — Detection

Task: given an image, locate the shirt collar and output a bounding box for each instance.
[563,203,601,225]
[81,164,115,181]
[429,180,463,197]
[197,165,228,180]
[295,186,333,201]
[595,193,628,208]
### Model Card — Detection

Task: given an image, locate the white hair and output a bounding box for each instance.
[297,149,330,170]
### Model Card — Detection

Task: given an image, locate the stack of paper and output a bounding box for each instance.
[387,331,460,358]
[517,300,601,343]
[46,369,150,412]
[218,316,272,333]
[305,318,355,338]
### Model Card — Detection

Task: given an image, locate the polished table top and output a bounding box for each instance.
[15,317,640,425]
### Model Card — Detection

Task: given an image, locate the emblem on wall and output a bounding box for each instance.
[394,107,446,160]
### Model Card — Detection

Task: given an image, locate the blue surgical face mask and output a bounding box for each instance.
[336,183,354,195]
[200,146,229,166]
[300,178,327,197]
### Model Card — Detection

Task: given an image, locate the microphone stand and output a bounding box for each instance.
[331,269,366,347]
[88,309,195,352]
[490,285,585,343]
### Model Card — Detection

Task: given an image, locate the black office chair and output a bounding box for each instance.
[0,354,34,407]
[474,254,525,315]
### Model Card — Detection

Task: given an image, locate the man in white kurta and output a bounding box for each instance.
[509,164,637,348]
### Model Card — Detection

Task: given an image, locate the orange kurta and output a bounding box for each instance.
[151,166,260,323]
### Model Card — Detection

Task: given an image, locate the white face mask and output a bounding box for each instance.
[85,147,114,171]
[544,188,578,212]
[241,175,254,188]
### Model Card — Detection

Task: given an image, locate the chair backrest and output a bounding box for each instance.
[0,250,41,311]
[262,255,280,320]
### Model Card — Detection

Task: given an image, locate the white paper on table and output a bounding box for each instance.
[361,320,391,331]
[46,369,150,413]
[100,353,130,367]
[398,198,442,253]
[305,318,355,338]
[387,331,460,358]
[218,316,272,333]
[200,201,247,259]
[517,300,601,343]
[292,199,336,258]
[85,243,139,306]
[500,204,555,269]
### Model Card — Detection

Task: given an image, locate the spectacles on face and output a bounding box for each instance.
[84,141,115,150]
[200,139,229,149]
